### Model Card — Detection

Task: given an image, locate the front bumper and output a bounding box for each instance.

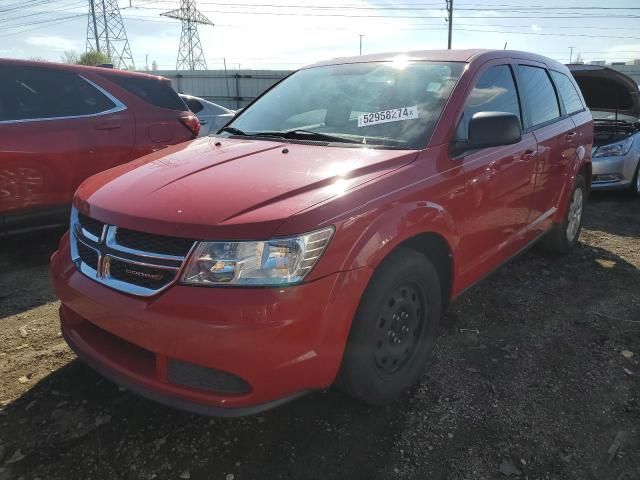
[591,150,639,190]
[51,233,372,415]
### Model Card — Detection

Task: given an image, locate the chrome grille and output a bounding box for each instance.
[70,209,196,297]
[115,227,194,257]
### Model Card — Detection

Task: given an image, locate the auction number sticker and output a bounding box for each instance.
[357,105,418,128]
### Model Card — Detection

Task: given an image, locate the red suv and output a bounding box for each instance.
[0,59,199,236]
[51,50,592,416]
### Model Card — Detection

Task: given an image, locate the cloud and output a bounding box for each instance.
[530,24,542,32]
[25,35,77,51]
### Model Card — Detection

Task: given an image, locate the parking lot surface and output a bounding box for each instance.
[1,193,638,480]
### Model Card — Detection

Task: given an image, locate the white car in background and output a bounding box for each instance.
[569,65,640,195]
[180,94,236,136]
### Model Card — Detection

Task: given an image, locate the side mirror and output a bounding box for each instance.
[452,112,522,155]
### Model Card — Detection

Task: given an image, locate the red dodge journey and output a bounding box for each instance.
[50,50,593,416]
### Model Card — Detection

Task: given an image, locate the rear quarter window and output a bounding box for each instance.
[106,75,186,111]
[184,97,204,113]
[0,66,115,121]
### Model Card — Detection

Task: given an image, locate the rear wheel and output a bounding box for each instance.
[539,174,586,254]
[336,247,441,405]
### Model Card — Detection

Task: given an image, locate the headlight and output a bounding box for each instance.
[593,136,634,158]
[181,226,334,286]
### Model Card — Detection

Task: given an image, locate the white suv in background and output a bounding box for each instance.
[180,94,236,136]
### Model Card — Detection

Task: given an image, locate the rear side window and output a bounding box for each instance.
[107,75,186,111]
[0,66,115,122]
[184,97,204,113]
[457,64,521,139]
[518,65,561,127]
[550,71,584,115]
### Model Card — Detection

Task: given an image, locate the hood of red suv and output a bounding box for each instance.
[75,137,417,240]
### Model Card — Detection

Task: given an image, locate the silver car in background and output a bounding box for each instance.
[569,65,640,195]
[179,94,236,137]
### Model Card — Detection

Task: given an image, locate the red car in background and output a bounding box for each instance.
[0,59,199,236]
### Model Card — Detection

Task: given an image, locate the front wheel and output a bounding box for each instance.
[336,247,442,406]
[539,174,586,254]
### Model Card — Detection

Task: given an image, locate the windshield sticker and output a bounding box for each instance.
[426,82,442,92]
[357,105,418,128]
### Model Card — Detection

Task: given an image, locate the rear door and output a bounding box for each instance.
[0,65,134,231]
[456,62,539,283]
[515,62,573,235]
[549,69,592,175]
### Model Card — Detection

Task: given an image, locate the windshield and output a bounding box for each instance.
[224,60,465,149]
[591,110,638,122]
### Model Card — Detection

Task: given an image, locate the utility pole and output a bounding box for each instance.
[359,34,364,55]
[569,46,575,63]
[86,0,135,69]
[446,0,453,49]
[162,0,214,70]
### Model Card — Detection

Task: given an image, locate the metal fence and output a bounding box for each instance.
[155,69,293,110]
[154,64,640,111]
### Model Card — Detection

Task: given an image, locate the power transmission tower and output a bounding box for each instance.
[161,0,213,71]
[445,0,453,49]
[86,0,135,69]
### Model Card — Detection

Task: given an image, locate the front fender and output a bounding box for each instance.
[340,199,459,272]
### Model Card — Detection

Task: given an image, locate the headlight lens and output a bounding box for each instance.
[181,226,334,286]
[593,136,634,158]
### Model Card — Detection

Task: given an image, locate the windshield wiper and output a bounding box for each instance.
[284,129,363,144]
[253,129,362,144]
[219,126,248,136]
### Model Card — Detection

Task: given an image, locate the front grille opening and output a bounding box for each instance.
[77,242,99,270]
[108,258,175,290]
[167,359,251,395]
[78,213,104,238]
[115,228,194,257]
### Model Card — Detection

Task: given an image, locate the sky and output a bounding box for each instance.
[1,0,640,71]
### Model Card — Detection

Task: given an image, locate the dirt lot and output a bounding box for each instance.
[0,192,638,480]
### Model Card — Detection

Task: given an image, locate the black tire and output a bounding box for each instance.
[630,160,640,196]
[539,174,586,255]
[336,247,442,406]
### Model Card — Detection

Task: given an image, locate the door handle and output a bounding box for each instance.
[565,131,577,140]
[95,121,121,130]
[522,149,536,160]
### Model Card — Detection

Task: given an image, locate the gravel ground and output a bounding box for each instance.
[0,192,638,480]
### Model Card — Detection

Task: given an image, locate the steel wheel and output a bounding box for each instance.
[566,187,583,242]
[374,284,425,375]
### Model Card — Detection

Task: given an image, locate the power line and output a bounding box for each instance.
[0,2,85,27]
[0,13,84,38]
[118,12,640,42]
[122,4,640,19]
[129,0,640,11]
